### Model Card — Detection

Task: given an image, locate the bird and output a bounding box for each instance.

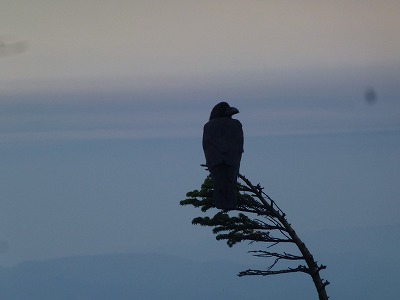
[202,102,244,209]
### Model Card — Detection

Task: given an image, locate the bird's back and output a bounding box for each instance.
[202,117,243,168]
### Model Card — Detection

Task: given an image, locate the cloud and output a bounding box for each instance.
[1,62,399,143]
[1,94,399,144]
[0,92,208,142]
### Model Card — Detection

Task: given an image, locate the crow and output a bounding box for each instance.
[202,102,244,209]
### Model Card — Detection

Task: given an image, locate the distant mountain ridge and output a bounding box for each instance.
[0,252,311,300]
[1,223,399,300]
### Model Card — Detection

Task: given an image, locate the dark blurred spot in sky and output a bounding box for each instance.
[0,36,28,56]
[364,87,377,105]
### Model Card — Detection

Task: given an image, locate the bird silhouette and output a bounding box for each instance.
[202,102,244,209]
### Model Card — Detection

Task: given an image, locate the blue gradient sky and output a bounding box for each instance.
[0,5,399,298]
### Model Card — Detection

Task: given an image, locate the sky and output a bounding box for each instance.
[1,1,400,297]
[1,0,400,93]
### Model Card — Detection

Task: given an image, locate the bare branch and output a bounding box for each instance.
[249,250,303,261]
[238,265,309,277]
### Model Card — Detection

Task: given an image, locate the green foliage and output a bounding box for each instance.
[180,176,214,212]
[180,175,288,248]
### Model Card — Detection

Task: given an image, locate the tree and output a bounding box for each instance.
[180,171,330,300]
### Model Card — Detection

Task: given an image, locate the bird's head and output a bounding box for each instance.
[209,102,239,120]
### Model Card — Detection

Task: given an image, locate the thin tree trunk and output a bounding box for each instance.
[239,174,329,300]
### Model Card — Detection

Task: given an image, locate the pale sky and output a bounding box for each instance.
[1,0,400,92]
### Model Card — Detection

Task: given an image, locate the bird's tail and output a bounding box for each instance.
[210,164,238,210]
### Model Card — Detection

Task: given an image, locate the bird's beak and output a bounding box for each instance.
[226,107,239,116]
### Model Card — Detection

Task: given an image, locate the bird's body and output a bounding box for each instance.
[202,102,244,209]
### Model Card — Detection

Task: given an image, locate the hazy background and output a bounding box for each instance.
[1,1,399,299]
